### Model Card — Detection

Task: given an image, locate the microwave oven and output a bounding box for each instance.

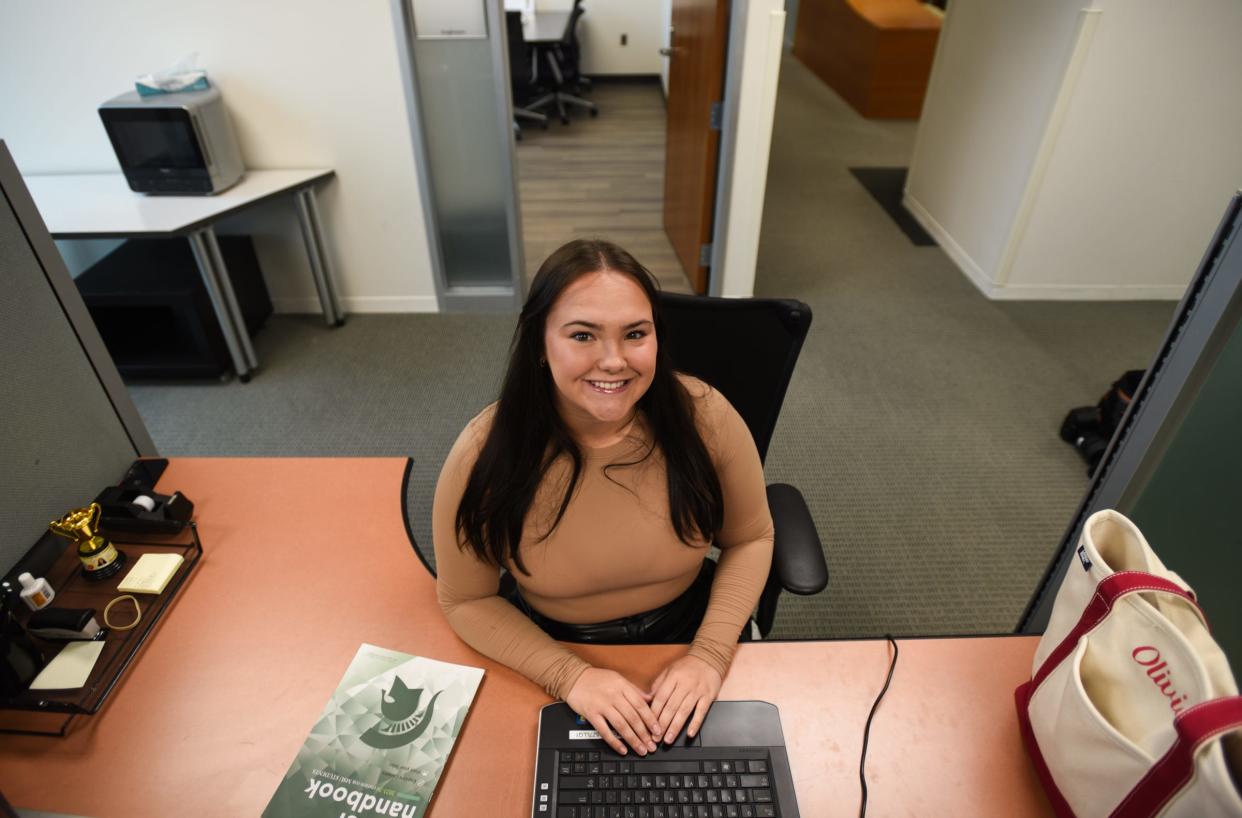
[99,87,244,195]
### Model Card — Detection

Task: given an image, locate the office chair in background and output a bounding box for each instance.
[528,0,599,125]
[505,11,548,140]
[657,292,828,637]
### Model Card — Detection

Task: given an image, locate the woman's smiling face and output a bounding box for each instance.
[543,270,657,440]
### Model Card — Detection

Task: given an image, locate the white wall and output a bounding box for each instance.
[0,0,438,313]
[906,0,1242,300]
[537,0,664,75]
[1003,0,1242,297]
[904,0,1086,294]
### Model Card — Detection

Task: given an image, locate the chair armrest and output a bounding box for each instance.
[767,483,828,595]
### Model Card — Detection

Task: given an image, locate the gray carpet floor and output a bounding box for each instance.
[126,57,1175,639]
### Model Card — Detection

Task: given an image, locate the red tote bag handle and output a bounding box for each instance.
[1110,696,1242,818]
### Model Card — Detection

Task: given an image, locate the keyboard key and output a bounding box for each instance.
[755,806,776,818]
[638,761,700,774]
[733,790,748,803]
[558,807,578,818]
[603,762,619,774]
[566,791,591,805]
[589,752,602,762]
[719,761,733,773]
[752,790,773,804]
[575,752,588,762]
[711,807,725,818]
[739,775,769,788]
[703,761,718,773]
[561,777,594,790]
[746,760,767,774]
[739,807,755,818]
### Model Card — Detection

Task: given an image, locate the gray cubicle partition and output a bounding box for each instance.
[1020,193,1242,674]
[0,140,154,576]
[390,0,525,311]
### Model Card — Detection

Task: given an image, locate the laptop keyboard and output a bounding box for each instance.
[547,749,779,818]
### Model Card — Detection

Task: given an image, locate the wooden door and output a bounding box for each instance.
[663,0,729,295]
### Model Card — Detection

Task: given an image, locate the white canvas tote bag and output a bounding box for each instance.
[1015,509,1242,817]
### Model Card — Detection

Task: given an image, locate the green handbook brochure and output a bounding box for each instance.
[262,644,484,818]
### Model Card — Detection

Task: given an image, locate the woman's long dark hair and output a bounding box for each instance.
[455,239,724,574]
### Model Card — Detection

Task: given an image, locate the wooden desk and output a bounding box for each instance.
[0,458,1052,817]
[24,170,346,381]
[793,0,941,119]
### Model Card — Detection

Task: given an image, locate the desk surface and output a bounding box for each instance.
[23,169,333,238]
[0,458,1052,817]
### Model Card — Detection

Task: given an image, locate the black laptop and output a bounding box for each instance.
[531,700,801,817]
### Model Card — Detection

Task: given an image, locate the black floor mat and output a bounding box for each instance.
[848,167,936,246]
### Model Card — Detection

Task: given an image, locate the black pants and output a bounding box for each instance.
[500,559,753,644]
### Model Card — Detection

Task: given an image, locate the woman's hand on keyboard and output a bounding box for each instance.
[650,655,723,744]
[565,668,663,756]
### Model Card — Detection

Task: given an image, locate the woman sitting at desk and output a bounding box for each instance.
[433,240,773,757]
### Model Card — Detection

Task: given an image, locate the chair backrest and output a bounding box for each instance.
[656,293,812,464]
[505,11,533,89]
[566,2,586,47]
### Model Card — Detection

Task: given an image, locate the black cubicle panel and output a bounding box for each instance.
[1020,194,1242,675]
[0,141,154,576]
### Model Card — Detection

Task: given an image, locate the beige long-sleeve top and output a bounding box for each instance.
[432,376,774,700]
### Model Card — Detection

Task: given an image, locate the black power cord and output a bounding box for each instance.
[859,635,900,818]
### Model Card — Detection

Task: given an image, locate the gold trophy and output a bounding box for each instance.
[50,503,126,580]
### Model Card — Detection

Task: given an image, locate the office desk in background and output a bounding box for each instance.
[503,0,572,43]
[0,458,1052,817]
[23,170,345,382]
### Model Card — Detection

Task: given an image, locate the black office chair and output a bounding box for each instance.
[657,292,828,637]
[505,11,549,139]
[528,2,598,124]
[554,0,592,96]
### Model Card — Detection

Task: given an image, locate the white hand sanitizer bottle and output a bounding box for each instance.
[18,572,55,610]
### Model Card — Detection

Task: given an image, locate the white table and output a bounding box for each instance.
[501,0,570,43]
[24,169,344,381]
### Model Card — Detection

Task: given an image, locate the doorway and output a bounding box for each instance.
[504,0,730,295]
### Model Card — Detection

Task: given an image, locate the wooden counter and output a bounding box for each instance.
[794,0,942,119]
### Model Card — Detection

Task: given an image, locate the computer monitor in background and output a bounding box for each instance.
[1020,192,1242,674]
[0,140,154,578]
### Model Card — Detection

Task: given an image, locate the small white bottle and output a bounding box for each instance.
[18,572,55,611]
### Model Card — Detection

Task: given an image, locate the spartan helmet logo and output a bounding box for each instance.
[359,676,442,750]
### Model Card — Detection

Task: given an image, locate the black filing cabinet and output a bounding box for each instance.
[75,237,272,378]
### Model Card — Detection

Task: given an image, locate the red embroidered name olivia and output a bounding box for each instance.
[1131,646,1189,712]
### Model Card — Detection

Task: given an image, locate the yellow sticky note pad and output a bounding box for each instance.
[29,640,105,690]
[117,552,184,594]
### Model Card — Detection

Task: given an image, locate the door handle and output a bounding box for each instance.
[659,47,679,57]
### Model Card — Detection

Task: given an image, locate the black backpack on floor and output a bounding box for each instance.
[1059,370,1145,475]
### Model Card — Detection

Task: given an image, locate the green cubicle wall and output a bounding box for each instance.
[1124,306,1242,675]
